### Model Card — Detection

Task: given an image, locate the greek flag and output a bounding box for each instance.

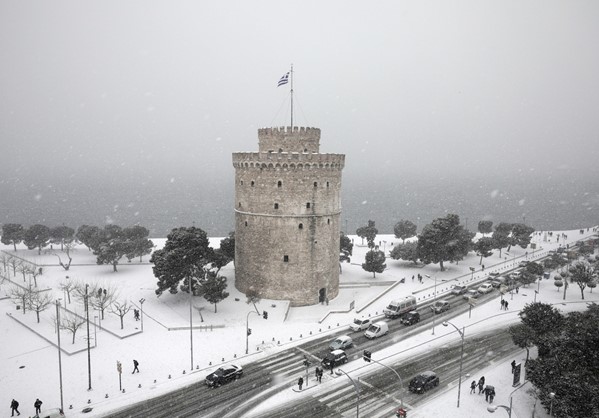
[277,72,289,87]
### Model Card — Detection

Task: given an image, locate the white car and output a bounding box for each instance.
[463,289,479,300]
[349,318,371,332]
[478,283,494,294]
[329,335,353,350]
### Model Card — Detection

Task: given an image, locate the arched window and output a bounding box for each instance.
[314,182,318,188]
[283,255,289,262]
[274,203,279,209]
[327,219,330,225]
[244,221,248,227]
[306,202,311,209]
[299,223,303,229]
[240,180,244,185]
[251,181,255,187]
[277,181,282,188]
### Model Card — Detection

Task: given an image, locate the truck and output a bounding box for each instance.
[383,296,417,319]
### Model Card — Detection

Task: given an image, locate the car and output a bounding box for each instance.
[329,335,353,350]
[408,371,440,393]
[478,283,494,294]
[489,271,500,277]
[518,261,529,267]
[451,285,467,295]
[322,349,348,368]
[490,276,507,288]
[205,364,243,387]
[401,310,420,326]
[349,318,371,332]
[463,289,479,300]
[35,408,66,418]
[432,300,450,314]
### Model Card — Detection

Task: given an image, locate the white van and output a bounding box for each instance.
[383,296,417,319]
[364,321,389,339]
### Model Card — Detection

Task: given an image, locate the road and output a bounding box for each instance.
[105,285,519,418]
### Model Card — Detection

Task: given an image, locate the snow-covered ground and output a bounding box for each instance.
[0,227,596,418]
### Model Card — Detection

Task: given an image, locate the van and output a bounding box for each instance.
[364,321,389,339]
[349,318,371,332]
[383,296,417,319]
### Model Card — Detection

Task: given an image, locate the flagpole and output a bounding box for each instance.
[290,64,294,130]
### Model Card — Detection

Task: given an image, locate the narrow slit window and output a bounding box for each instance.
[283,255,289,262]
[274,203,279,209]
[277,181,282,188]
[314,182,318,188]
[251,181,255,187]
[244,221,248,227]
[299,223,303,229]
[306,202,311,209]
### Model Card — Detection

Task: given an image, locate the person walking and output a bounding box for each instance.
[511,360,516,374]
[470,380,476,394]
[478,376,485,394]
[34,398,42,415]
[297,376,304,390]
[10,399,20,416]
[316,367,323,383]
[484,386,490,402]
[132,359,140,373]
[489,387,496,403]
[505,300,509,310]
[134,309,140,321]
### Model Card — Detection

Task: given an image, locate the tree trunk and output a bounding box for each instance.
[120,316,124,329]
[113,261,118,272]
[13,243,17,251]
[36,311,40,323]
[214,304,217,313]
[72,332,76,344]
[440,260,445,271]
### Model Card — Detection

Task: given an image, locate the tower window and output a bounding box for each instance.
[299,223,303,229]
[274,203,279,209]
[326,181,329,188]
[240,180,244,185]
[239,202,241,208]
[251,181,255,187]
[304,148,308,152]
[244,221,248,227]
[277,181,282,188]
[314,182,318,188]
[306,202,311,209]
[327,219,330,225]
[283,255,289,262]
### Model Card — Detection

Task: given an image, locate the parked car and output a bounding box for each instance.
[205,364,243,387]
[322,349,348,368]
[35,409,66,418]
[401,310,421,326]
[432,300,450,314]
[329,335,353,351]
[451,285,467,295]
[463,289,479,300]
[408,371,439,393]
[478,282,494,294]
[364,321,389,339]
[349,318,371,332]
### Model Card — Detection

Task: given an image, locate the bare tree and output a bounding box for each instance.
[110,300,132,329]
[53,242,74,271]
[59,279,77,304]
[16,262,30,282]
[0,253,11,276]
[89,285,117,320]
[9,257,21,277]
[28,291,53,323]
[245,286,261,314]
[194,305,205,322]
[59,310,86,344]
[10,285,31,314]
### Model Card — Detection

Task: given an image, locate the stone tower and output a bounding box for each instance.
[232,126,345,306]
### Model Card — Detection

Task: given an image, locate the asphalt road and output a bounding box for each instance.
[105,285,519,418]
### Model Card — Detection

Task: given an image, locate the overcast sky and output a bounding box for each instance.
[1,1,598,234]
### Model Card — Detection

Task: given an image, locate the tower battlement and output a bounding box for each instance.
[258,126,321,153]
[232,152,344,169]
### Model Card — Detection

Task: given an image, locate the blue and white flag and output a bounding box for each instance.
[277,72,289,87]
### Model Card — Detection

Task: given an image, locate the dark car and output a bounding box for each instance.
[322,349,348,368]
[408,371,439,393]
[401,311,420,326]
[432,300,450,314]
[205,364,243,387]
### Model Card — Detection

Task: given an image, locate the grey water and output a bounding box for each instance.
[1,170,597,239]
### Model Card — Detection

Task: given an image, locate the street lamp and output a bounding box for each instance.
[245,310,259,354]
[335,369,360,417]
[487,398,512,417]
[443,321,465,408]
[84,284,92,390]
[93,316,98,348]
[55,300,64,412]
[139,298,145,332]
[425,274,438,335]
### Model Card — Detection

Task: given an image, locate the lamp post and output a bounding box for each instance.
[55,300,64,412]
[93,316,98,348]
[425,274,438,335]
[335,369,360,417]
[245,310,259,354]
[487,397,512,417]
[188,276,194,371]
[443,321,465,408]
[85,284,92,390]
[139,298,145,332]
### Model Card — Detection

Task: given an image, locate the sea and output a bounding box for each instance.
[1,172,597,238]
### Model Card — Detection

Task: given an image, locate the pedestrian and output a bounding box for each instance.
[134,309,140,321]
[10,399,20,416]
[489,387,496,403]
[511,360,516,374]
[478,376,485,394]
[34,398,42,415]
[132,359,139,373]
[505,300,509,310]
[298,376,304,390]
[484,386,490,402]
[412,275,415,282]
[315,367,320,383]
[482,264,485,271]
[516,287,519,294]
[470,380,476,394]
[500,299,504,310]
